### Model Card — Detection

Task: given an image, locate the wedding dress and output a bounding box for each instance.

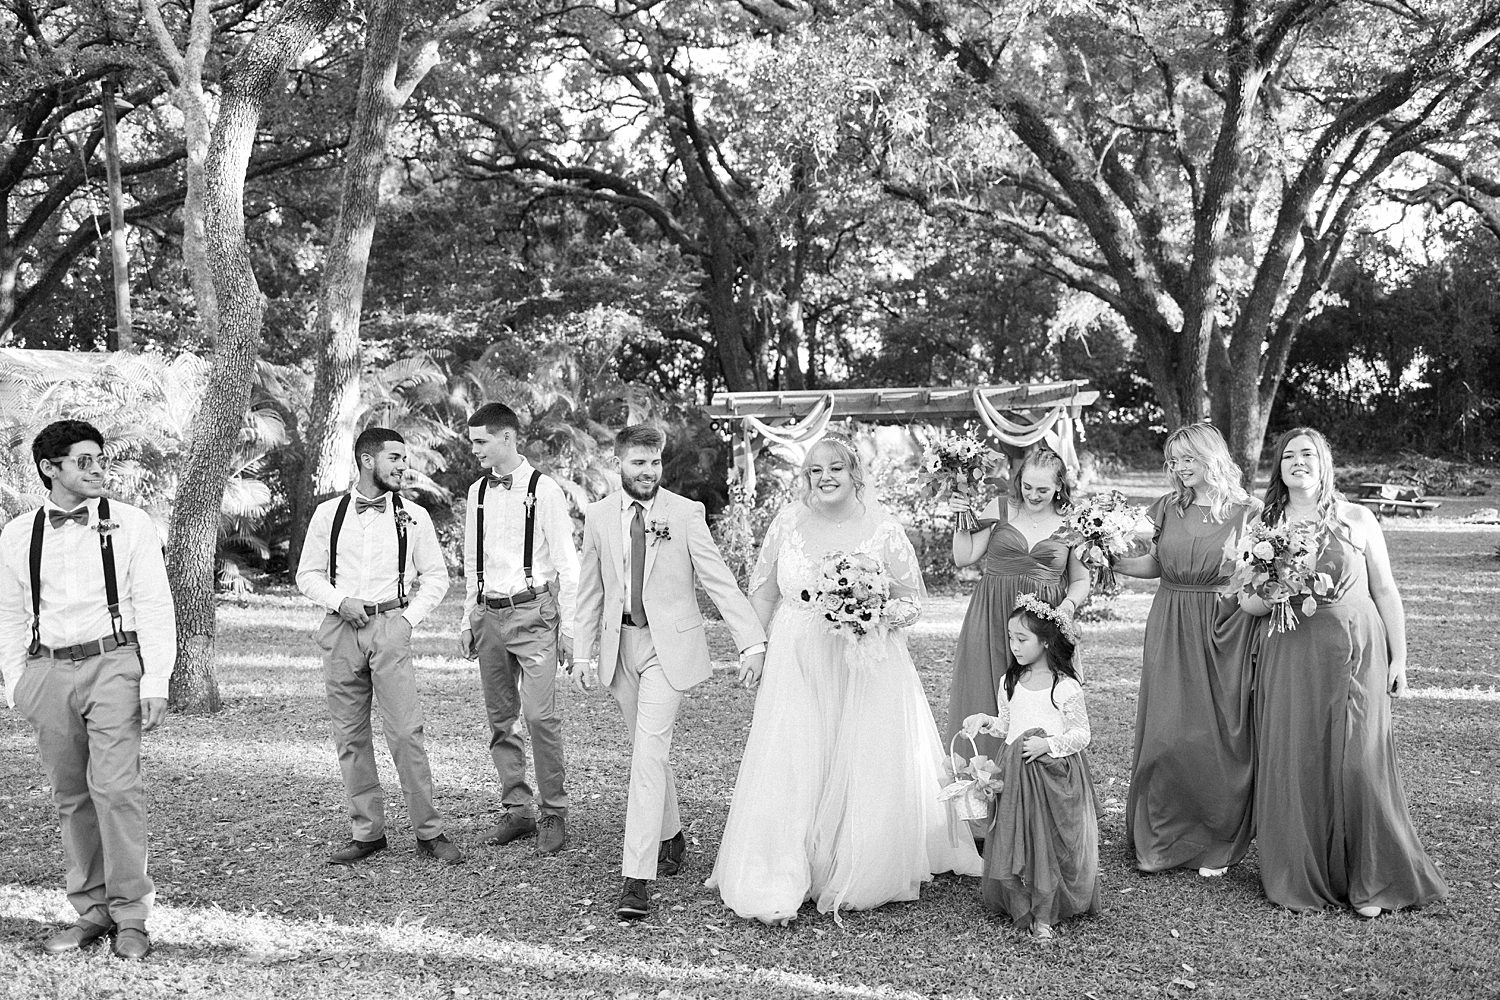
[707,503,982,923]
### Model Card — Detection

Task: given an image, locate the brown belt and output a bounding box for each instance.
[33,631,139,662]
[483,587,543,609]
[621,613,647,628]
[361,598,408,614]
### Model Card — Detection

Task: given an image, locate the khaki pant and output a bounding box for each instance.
[319,611,443,841]
[14,644,153,928]
[610,624,684,879]
[471,594,568,817]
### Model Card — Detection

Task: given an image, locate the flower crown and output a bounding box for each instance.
[1012,593,1080,644]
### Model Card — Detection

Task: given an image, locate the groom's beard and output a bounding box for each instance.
[622,477,660,501]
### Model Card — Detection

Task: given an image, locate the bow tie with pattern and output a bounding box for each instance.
[355,495,388,514]
[488,473,513,490]
[48,507,90,529]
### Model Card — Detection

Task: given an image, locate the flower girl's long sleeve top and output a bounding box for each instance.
[991,677,1091,758]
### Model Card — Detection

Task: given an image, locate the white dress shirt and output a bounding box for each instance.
[296,489,450,627]
[619,491,660,614]
[462,460,579,637]
[0,497,177,706]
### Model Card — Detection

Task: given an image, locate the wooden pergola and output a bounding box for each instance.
[707,379,1099,492]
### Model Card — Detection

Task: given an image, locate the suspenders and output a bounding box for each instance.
[327,493,409,605]
[473,469,542,606]
[26,497,126,655]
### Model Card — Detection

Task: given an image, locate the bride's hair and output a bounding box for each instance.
[796,435,865,506]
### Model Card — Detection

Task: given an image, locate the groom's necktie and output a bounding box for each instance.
[629,501,647,625]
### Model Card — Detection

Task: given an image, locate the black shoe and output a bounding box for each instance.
[616,877,652,920]
[111,926,151,961]
[329,835,388,865]
[417,833,464,865]
[658,830,687,877]
[537,814,567,855]
[42,920,114,955]
[481,812,537,846]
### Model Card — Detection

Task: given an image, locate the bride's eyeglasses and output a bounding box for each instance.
[49,454,112,472]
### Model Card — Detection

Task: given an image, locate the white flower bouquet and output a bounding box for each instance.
[799,551,891,639]
[1060,489,1150,591]
[916,431,1004,532]
[1221,520,1334,634]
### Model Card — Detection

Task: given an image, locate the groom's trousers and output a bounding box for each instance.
[610,623,684,880]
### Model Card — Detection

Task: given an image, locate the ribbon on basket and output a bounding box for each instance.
[938,731,1004,822]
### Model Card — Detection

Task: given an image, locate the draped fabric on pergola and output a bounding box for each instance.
[706,380,1100,496]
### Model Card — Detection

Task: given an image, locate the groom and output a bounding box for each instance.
[571,424,766,920]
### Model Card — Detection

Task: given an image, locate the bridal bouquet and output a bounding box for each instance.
[939,734,1004,822]
[916,431,1003,532]
[1221,521,1334,634]
[800,551,891,639]
[1061,489,1150,591]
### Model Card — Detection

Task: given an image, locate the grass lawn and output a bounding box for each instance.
[2,480,1498,999]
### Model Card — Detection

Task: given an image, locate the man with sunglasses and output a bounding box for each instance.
[0,420,175,961]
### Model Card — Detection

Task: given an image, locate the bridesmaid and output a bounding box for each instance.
[1112,424,1261,876]
[945,445,1090,762]
[1240,427,1447,915]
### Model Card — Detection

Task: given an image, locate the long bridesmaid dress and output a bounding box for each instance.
[1253,524,1448,911]
[944,521,1072,762]
[1128,496,1260,872]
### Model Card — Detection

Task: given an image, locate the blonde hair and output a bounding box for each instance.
[1006,445,1075,512]
[1163,423,1250,522]
[796,436,866,507]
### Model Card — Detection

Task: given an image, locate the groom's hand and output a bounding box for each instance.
[737,650,765,690]
[459,628,477,660]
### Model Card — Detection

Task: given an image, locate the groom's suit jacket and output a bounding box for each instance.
[575,487,765,691]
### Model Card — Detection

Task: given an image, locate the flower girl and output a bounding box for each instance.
[963,595,1099,940]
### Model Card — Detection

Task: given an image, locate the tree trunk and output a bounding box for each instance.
[1225,354,1272,496]
[166,0,345,713]
[289,0,411,570]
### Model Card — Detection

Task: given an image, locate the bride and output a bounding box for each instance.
[707,436,982,923]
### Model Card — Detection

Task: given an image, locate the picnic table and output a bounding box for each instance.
[1353,482,1442,517]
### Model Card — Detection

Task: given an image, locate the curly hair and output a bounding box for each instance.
[1006,445,1075,512]
[1162,423,1250,522]
[796,435,866,507]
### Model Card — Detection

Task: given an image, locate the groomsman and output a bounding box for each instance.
[0,420,175,960]
[296,427,460,866]
[571,424,766,920]
[461,403,579,854]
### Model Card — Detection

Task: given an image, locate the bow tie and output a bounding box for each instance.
[355,495,388,514]
[488,474,513,490]
[49,507,90,529]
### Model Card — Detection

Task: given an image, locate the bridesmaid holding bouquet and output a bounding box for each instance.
[1238,427,1447,915]
[1112,423,1261,876]
[945,445,1091,762]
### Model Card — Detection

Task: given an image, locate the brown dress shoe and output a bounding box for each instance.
[481,812,536,846]
[616,877,651,920]
[112,927,151,961]
[328,835,388,865]
[417,833,464,865]
[658,830,686,877]
[42,920,113,955]
[537,814,567,855]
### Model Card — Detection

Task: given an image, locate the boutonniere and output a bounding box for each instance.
[523,492,537,515]
[648,519,671,545]
[94,519,120,535]
[394,509,415,528]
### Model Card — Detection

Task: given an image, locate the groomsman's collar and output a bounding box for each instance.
[620,490,659,515]
[42,496,101,515]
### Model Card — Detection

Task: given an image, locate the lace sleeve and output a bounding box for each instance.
[992,689,1012,743]
[748,506,793,605]
[1045,681,1091,758]
[880,515,928,605]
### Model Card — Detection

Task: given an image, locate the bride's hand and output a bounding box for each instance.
[883,597,920,628]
